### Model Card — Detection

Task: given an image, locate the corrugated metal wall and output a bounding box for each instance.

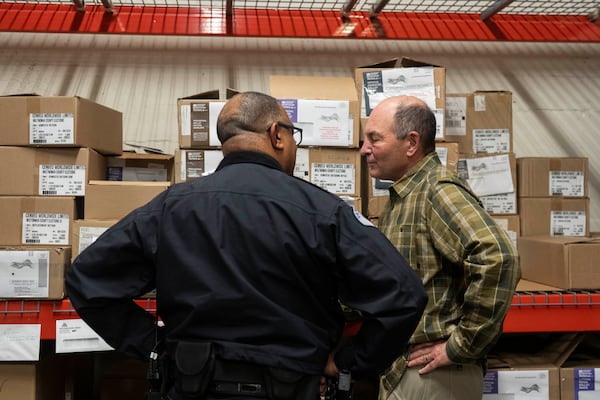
[1,32,599,230]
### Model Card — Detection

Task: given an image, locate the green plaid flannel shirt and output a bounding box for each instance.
[378,152,520,395]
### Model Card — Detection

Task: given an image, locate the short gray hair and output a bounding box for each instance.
[217,91,282,144]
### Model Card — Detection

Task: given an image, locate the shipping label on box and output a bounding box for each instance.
[174,149,224,183]
[550,171,585,197]
[473,128,511,153]
[483,369,551,400]
[30,112,75,145]
[39,164,86,195]
[293,148,310,182]
[280,99,352,147]
[361,68,444,140]
[482,192,517,214]
[312,162,356,195]
[293,148,360,196]
[0,251,49,298]
[573,368,600,400]
[458,154,514,197]
[0,324,41,361]
[56,319,113,353]
[179,101,225,148]
[22,213,70,245]
[551,211,587,237]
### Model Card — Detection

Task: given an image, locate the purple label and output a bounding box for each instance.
[483,370,499,394]
[575,368,595,400]
[278,99,298,122]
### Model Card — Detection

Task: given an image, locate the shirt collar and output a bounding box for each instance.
[216,151,284,172]
[390,152,441,199]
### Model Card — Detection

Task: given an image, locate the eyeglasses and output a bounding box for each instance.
[272,122,303,146]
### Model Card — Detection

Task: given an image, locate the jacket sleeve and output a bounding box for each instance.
[64,196,165,360]
[429,182,520,363]
[332,205,427,378]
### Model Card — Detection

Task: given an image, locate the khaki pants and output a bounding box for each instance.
[382,364,483,400]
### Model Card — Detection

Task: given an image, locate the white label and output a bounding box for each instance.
[56,319,114,353]
[22,213,70,245]
[78,226,109,255]
[474,94,487,112]
[293,148,310,181]
[445,96,467,135]
[436,146,448,166]
[39,164,86,196]
[311,163,355,195]
[549,171,584,196]
[550,210,586,236]
[0,251,49,298]
[481,192,517,214]
[0,324,41,361]
[483,369,550,400]
[473,129,511,153]
[461,154,514,197]
[180,104,191,136]
[30,113,75,145]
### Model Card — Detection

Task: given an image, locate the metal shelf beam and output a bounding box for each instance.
[1,291,599,341]
[1,4,599,41]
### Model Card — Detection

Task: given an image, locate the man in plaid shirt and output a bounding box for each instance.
[360,95,520,400]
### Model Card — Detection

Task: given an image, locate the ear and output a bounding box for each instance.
[406,131,420,157]
[268,122,284,150]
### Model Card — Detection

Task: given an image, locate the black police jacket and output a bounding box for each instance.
[65,151,426,378]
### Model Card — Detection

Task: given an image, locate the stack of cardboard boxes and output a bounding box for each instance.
[0,95,123,301]
[0,94,124,399]
[516,157,600,291]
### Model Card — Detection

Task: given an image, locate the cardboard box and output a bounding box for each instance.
[560,363,600,400]
[0,358,67,400]
[0,196,77,246]
[0,147,106,196]
[0,246,70,299]
[71,219,118,261]
[177,89,239,149]
[559,334,600,400]
[484,332,581,400]
[84,181,170,220]
[446,91,513,154]
[355,57,446,141]
[517,235,600,290]
[517,157,588,197]
[107,151,174,183]
[492,214,520,251]
[174,148,224,183]
[269,75,360,148]
[434,141,459,173]
[516,279,562,292]
[519,197,589,237]
[0,95,122,155]
[294,148,362,197]
[457,153,517,214]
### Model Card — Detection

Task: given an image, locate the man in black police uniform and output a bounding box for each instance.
[65,91,427,400]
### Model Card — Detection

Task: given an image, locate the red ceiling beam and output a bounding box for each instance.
[1,3,599,42]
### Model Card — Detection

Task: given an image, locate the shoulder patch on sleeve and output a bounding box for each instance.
[353,209,375,227]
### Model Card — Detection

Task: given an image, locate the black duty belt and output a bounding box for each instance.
[209,359,268,397]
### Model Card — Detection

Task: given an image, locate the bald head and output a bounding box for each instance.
[374,96,437,154]
[216,91,298,175]
[217,92,283,145]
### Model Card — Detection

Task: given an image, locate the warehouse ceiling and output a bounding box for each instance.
[1,0,599,41]
[1,0,598,15]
